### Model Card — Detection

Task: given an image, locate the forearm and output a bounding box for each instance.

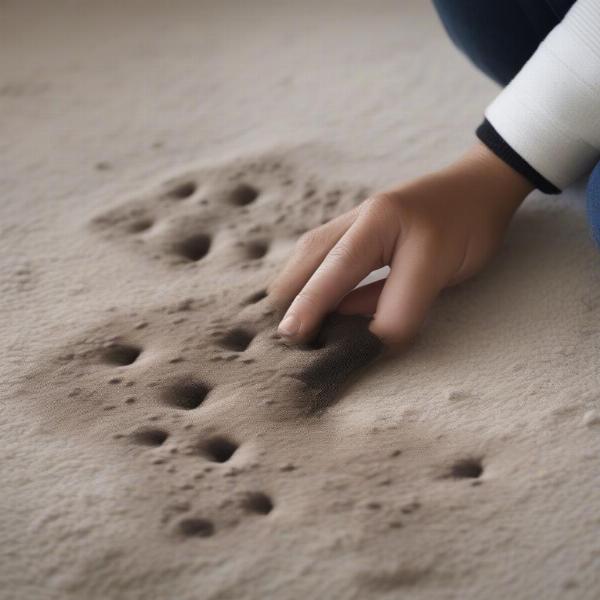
[480,0,600,192]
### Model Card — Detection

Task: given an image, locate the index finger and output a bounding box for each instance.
[277,208,389,342]
[268,210,358,308]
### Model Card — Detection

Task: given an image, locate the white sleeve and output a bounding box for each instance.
[485,0,600,190]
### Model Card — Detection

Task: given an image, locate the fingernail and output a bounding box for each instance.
[278,314,299,337]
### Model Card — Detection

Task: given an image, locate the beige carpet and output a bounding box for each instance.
[2,1,600,598]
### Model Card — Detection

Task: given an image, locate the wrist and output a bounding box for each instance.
[446,142,534,213]
[468,142,534,198]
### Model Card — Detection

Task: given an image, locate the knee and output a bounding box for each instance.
[431,0,475,55]
[586,162,600,246]
[431,0,533,86]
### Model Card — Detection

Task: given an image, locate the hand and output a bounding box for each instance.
[269,143,534,347]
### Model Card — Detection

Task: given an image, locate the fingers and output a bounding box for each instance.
[268,209,358,308]
[337,280,385,316]
[277,207,389,341]
[369,237,444,347]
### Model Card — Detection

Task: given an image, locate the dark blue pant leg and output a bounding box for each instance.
[431,0,575,85]
[587,163,600,247]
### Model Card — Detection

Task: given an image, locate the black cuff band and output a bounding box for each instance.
[476,119,561,194]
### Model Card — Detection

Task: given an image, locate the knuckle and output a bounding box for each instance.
[326,240,356,266]
[360,194,384,215]
[366,192,394,211]
[295,229,323,252]
[293,288,322,311]
[361,193,401,225]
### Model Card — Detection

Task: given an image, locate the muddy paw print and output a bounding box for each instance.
[22,287,382,538]
[90,151,369,272]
